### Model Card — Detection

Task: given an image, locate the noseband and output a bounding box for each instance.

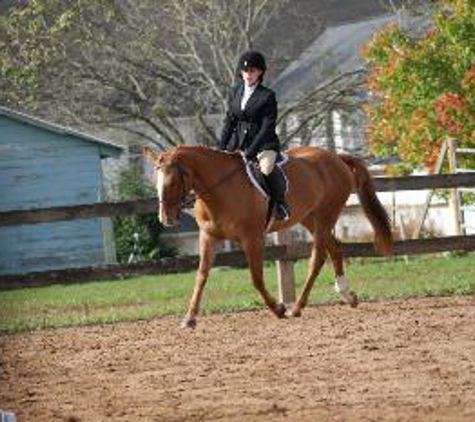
[157,162,193,211]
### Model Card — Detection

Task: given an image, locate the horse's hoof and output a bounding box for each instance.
[180,317,197,329]
[341,291,358,308]
[348,292,359,308]
[273,303,287,319]
[286,307,302,318]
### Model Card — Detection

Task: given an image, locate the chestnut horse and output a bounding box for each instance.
[144,145,393,328]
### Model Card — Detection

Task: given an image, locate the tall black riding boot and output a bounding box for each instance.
[264,168,290,221]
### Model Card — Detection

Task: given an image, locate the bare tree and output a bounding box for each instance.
[0,0,371,152]
[277,68,367,147]
[0,0,288,148]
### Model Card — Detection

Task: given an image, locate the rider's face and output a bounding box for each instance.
[241,67,263,87]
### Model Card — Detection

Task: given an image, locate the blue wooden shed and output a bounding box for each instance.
[0,106,124,275]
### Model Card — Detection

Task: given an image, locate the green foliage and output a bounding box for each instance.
[110,165,176,263]
[364,0,475,172]
[0,0,119,106]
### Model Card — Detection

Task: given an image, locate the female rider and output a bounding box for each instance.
[218,50,290,221]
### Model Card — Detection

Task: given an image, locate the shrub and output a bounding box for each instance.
[110,164,176,263]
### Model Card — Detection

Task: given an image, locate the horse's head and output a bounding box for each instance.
[143,147,192,227]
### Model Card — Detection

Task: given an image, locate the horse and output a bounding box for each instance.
[143,145,393,328]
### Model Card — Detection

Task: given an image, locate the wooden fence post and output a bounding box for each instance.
[274,231,296,305]
[447,139,463,235]
[413,140,448,239]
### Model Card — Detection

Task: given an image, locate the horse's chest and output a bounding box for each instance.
[196,218,244,241]
[195,194,266,240]
[195,204,231,239]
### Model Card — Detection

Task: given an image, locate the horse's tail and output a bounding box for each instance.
[339,154,393,256]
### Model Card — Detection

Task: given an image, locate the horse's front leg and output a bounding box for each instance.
[181,230,217,328]
[242,237,286,318]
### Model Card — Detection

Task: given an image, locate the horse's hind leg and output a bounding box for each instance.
[326,235,358,308]
[242,237,286,318]
[181,230,217,328]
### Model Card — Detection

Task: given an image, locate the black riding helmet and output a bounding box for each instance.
[237,50,267,80]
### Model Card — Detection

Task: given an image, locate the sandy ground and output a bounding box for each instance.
[1,295,475,422]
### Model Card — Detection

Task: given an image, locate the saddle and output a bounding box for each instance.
[243,153,290,217]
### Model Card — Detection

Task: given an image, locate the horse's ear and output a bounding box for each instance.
[143,146,161,164]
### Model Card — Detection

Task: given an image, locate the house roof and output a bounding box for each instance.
[272,12,432,103]
[271,14,397,103]
[0,105,124,159]
[259,0,417,80]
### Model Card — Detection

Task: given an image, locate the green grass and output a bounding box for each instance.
[1,253,475,334]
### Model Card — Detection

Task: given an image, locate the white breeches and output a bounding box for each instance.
[257,150,277,176]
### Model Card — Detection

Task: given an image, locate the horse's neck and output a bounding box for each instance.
[178,148,242,196]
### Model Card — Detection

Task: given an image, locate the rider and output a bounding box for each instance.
[218,50,290,221]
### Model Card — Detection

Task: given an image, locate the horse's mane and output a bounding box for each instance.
[174,145,242,164]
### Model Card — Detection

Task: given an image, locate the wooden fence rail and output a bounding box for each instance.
[1,172,475,292]
[1,235,475,290]
[2,173,475,227]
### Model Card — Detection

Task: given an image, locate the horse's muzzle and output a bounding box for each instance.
[161,219,180,227]
[158,211,181,227]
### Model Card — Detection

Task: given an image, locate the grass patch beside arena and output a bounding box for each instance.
[1,253,474,334]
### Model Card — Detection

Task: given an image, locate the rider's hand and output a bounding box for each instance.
[245,151,256,161]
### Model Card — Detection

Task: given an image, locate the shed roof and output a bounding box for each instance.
[0,105,124,159]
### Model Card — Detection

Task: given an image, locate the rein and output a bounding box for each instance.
[158,160,245,210]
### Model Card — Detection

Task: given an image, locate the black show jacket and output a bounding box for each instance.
[218,83,280,159]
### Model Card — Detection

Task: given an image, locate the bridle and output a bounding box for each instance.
[155,162,192,211]
[156,161,243,211]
